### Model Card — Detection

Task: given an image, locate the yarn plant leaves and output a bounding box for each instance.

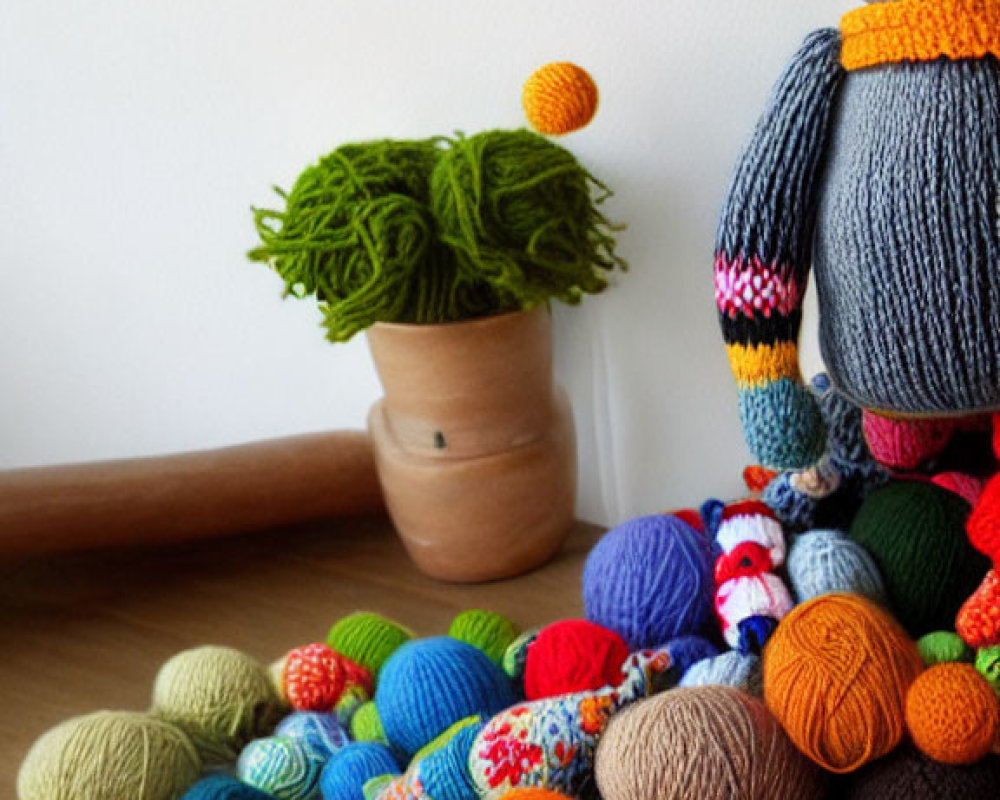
[250,130,626,342]
[431,129,626,310]
[250,138,500,342]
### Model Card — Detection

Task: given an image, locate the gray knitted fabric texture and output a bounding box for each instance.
[815,56,1000,414]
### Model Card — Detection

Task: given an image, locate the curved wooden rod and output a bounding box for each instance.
[0,431,384,557]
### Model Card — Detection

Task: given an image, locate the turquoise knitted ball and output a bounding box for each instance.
[236,735,325,800]
[419,722,481,800]
[182,774,276,800]
[786,528,887,604]
[275,712,350,761]
[375,637,516,756]
[319,742,399,800]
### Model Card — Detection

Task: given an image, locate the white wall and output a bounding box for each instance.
[0,0,851,525]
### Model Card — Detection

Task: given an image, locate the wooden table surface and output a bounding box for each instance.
[0,515,603,795]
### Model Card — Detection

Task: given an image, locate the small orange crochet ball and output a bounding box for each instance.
[763,593,923,773]
[905,662,1000,764]
[522,62,599,135]
[283,643,372,712]
[496,790,573,800]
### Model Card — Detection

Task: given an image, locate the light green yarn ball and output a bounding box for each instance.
[448,609,521,665]
[976,645,1000,693]
[151,645,284,764]
[18,711,201,800]
[917,631,974,667]
[327,612,412,680]
[350,701,388,744]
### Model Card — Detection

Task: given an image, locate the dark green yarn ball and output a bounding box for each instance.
[849,481,989,636]
[430,129,625,310]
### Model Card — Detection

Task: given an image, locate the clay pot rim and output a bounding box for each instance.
[367,306,546,335]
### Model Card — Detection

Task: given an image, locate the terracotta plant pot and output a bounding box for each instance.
[366,308,577,582]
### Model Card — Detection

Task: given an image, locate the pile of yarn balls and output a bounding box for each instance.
[17,479,1000,799]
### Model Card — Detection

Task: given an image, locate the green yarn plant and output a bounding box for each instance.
[249,130,625,342]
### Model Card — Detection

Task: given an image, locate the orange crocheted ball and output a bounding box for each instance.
[522,62,598,135]
[763,593,923,773]
[283,643,371,712]
[905,662,1000,764]
[496,790,573,800]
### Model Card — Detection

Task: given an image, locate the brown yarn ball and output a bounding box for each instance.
[763,593,923,773]
[594,686,824,800]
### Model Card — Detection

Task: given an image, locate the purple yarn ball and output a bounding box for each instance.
[583,514,715,649]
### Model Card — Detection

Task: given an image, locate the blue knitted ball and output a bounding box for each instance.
[419,722,481,800]
[375,637,516,756]
[182,774,276,800]
[276,712,350,761]
[319,742,400,800]
[664,635,720,677]
[786,528,887,604]
[236,735,325,800]
[679,650,762,695]
[583,515,715,649]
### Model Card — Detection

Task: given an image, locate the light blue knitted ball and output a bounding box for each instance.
[679,651,762,696]
[419,722,481,800]
[786,528,886,603]
[375,637,516,756]
[319,742,400,800]
[236,735,325,800]
[182,774,276,800]
[276,712,350,761]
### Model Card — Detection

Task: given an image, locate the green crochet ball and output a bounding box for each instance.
[448,609,521,665]
[849,481,989,636]
[327,612,413,681]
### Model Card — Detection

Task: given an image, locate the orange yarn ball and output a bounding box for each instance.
[905,662,1000,764]
[496,790,573,800]
[763,593,923,773]
[522,62,599,135]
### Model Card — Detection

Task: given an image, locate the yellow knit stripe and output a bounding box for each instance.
[727,342,801,388]
[841,0,1000,71]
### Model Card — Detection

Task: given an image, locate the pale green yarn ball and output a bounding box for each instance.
[350,701,388,744]
[327,613,413,681]
[151,645,284,764]
[18,711,201,800]
[917,631,974,666]
[448,609,521,665]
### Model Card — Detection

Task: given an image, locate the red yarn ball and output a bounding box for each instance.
[283,643,372,711]
[524,619,629,700]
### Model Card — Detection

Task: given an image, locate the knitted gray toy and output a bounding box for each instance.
[712,0,1000,645]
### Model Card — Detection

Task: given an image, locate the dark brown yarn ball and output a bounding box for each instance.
[594,686,824,800]
[837,743,1000,799]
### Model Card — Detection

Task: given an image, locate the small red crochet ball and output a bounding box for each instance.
[524,619,629,700]
[283,643,372,712]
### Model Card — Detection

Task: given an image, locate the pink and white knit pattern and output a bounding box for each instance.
[714,255,803,320]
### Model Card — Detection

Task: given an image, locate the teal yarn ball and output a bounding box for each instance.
[182,774,276,800]
[419,721,481,800]
[849,481,989,635]
[678,651,763,696]
[583,514,715,649]
[786,528,887,604]
[319,742,400,800]
[237,735,325,800]
[375,636,516,756]
[275,712,350,761]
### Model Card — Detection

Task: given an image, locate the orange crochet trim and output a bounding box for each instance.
[841,0,1000,70]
